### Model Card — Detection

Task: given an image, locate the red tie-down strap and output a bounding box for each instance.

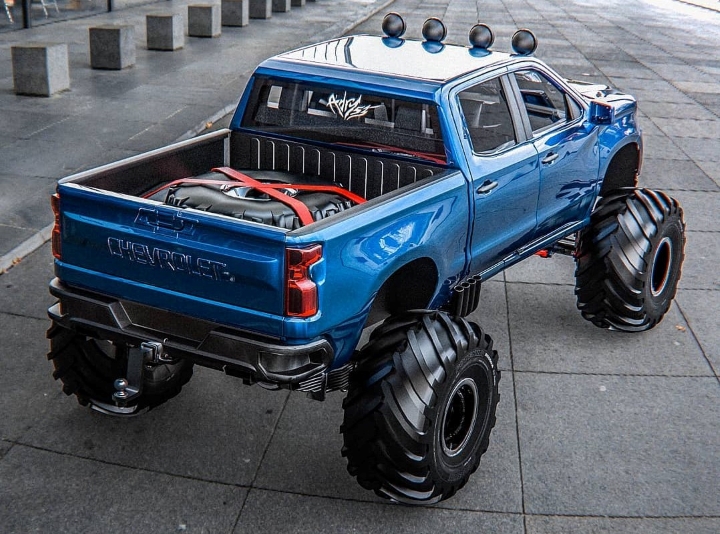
[142,167,366,227]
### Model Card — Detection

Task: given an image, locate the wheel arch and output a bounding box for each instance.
[599,141,641,197]
[365,257,440,326]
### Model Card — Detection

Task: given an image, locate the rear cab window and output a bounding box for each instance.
[241,77,447,164]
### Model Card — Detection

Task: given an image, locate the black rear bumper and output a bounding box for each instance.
[48,278,334,386]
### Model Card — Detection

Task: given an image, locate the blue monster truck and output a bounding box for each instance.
[47,15,686,504]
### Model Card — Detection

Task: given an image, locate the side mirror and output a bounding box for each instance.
[589,100,614,125]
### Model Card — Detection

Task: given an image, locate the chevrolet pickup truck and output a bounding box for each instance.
[47,15,685,504]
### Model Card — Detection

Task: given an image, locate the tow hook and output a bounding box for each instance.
[112,341,166,407]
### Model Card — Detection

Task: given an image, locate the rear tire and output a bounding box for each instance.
[575,188,685,331]
[47,322,193,416]
[341,311,500,504]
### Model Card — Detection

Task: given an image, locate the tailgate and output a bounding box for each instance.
[55,184,288,333]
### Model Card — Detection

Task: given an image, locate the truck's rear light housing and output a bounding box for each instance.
[285,244,322,318]
[51,193,62,260]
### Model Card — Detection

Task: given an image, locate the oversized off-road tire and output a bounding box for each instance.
[341,311,500,504]
[575,188,685,331]
[47,322,193,416]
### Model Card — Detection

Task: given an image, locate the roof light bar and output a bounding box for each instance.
[382,12,406,38]
[511,29,538,55]
[469,23,494,49]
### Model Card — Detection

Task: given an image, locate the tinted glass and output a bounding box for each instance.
[242,78,446,164]
[458,77,517,154]
[513,70,570,133]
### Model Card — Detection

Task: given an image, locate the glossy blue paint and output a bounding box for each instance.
[54,33,643,374]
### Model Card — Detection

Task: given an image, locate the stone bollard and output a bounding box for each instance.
[188,4,221,37]
[291,0,305,6]
[221,0,249,27]
[272,0,290,12]
[146,13,184,51]
[11,43,70,97]
[89,25,136,70]
[249,0,271,19]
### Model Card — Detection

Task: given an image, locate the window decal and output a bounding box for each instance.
[325,92,379,121]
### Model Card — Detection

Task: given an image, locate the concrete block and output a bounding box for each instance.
[291,0,305,6]
[89,25,136,70]
[272,0,290,12]
[221,0,249,27]
[146,13,184,51]
[188,4,221,37]
[11,43,70,97]
[249,0,271,19]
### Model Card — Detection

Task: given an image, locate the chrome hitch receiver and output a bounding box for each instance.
[112,341,165,407]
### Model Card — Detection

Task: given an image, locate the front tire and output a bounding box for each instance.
[575,188,685,331]
[341,311,500,504]
[47,322,193,416]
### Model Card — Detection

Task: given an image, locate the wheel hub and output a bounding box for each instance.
[650,236,673,297]
[441,377,479,457]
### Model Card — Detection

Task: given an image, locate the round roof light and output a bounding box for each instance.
[512,29,537,55]
[422,17,447,43]
[382,12,406,38]
[469,23,494,49]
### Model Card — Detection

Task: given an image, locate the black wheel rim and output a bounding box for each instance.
[441,377,479,457]
[650,236,673,297]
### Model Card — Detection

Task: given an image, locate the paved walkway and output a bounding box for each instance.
[0,0,719,532]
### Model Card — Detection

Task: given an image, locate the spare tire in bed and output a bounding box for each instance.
[160,170,356,230]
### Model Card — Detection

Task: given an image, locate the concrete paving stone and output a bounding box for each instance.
[0,243,55,320]
[0,439,12,459]
[516,373,720,517]
[680,231,720,291]
[687,92,720,115]
[235,488,524,533]
[695,160,720,187]
[675,81,720,95]
[676,289,720,376]
[0,445,245,534]
[641,134,687,160]
[0,314,61,441]
[0,225,37,259]
[467,280,511,370]
[638,100,717,121]
[122,122,194,153]
[526,515,720,534]
[506,284,711,376]
[669,190,720,232]
[643,62,718,83]
[598,63,658,80]
[76,96,195,125]
[0,174,57,229]
[0,108,70,140]
[674,137,720,162]
[639,158,719,192]
[0,137,138,179]
[29,114,157,145]
[21,365,290,486]
[503,253,576,287]
[253,392,369,501]
[653,117,720,139]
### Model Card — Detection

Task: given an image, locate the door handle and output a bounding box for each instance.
[476,180,498,195]
[541,152,559,165]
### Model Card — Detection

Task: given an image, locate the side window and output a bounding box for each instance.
[513,70,579,134]
[458,77,517,154]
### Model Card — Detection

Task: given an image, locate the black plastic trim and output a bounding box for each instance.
[48,279,333,385]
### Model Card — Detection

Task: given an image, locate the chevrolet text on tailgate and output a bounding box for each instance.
[47,15,686,504]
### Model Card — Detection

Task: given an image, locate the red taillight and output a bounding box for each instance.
[51,193,61,260]
[285,245,322,318]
